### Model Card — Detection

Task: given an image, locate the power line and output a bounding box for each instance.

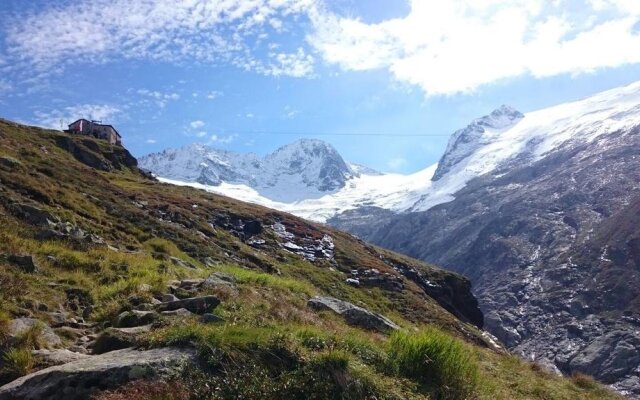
[212,130,451,137]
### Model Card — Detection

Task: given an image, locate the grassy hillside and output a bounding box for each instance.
[0,119,622,399]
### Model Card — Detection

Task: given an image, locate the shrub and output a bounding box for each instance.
[388,328,479,400]
[571,372,600,390]
[2,348,34,378]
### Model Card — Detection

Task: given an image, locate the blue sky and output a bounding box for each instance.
[1,0,640,173]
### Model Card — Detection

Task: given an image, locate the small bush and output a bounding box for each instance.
[2,348,34,378]
[388,328,479,400]
[571,372,600,390]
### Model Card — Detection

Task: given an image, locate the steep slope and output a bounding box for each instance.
[331,87,640,396]
[0,119,620,399]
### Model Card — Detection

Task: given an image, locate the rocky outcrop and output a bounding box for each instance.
[114,310,159,328]
[91,326,151,354]
[155,295,220,315]
[307,296,399,333]
[8,318,62,349]
[0,347,195,400]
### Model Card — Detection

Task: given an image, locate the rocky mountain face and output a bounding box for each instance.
[331,85,640,397]
[139,139,355,202]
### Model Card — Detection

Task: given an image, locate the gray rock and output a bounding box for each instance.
[0,347,195,400]
[307,296,399,333]
[9,203,60,226]
[31,349,90,368]
[160,308,193,318]
[6,254,38,273]
[155,295,220,315]
[201,313,224,324]
[568,330,640,383]
[114,310,159,328]
[202,272,237,289]
[170,256,197,269]
[91,325,152,355]
[161,293,180,302]
[8,318,62,349]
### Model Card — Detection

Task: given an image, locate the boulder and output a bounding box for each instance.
[91,326,151,355]
[6,255,38,273]
[155,295,220,315]
[0,347,195,400]
[161,294,180,302]
[307,296,399,333]
[114,310,159,328]
[9,203,59,226]
[170,257,197,269]
[568,330,640,382]
[202,272,237,289]
[8,318,62,349]
[160,308,193,318]
[243,220,263,236]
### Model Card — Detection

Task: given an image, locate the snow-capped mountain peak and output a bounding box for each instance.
[139,139,354,202]
[432,105,525,181]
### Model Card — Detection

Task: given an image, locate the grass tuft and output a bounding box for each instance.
[2,348,34,378]
[388,328,479,400]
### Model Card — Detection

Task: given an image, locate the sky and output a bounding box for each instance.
[1,0,640,174]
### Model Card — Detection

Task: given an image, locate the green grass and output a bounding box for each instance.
[217,264,316,296]
[388,328,479,400]
[1,348,34,378]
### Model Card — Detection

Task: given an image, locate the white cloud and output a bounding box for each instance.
[206,91,223,100]
[308,0,640,95]
[246,113,255,119]
[190,120,205,129]
[34,104,121,129]
[146,139,157,144]
[137,89,180,108]
[5,0,317,78]
[209,133,237,144]
[251,48,315,77]
[387,157,407,171]
[283,105,300,119]
[196,131,208,138]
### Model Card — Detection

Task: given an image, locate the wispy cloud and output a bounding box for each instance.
[34,104,121,128]
[190,120,205,129]
[137,89,180,108]
[5,0,317,78]
[209,133,237,144]
[308,0,640,95]
[146,139,157,144]
[206,90,223,100]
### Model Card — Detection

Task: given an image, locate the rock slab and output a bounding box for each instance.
[307,296,399,333]
[0,347,195,400]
